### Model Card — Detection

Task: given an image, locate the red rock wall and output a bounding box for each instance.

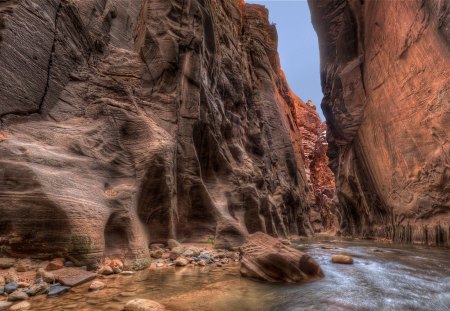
[309,0,450,245]
[0,0,331,263]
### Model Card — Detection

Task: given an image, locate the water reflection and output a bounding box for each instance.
[30,240,450,311]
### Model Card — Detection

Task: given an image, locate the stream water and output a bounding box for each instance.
[30,240,450,311]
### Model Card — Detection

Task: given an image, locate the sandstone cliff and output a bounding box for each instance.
[309,0,449,245]
[0,0,329,264]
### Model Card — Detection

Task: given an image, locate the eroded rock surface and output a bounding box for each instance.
[309,0,450,245]
[0,1,332,263]
[239,232,323,282]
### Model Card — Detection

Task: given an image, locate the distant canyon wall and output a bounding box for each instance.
[309,0,449,245]
[0,0,332,264]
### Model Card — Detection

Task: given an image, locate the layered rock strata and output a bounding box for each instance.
[0,0,329,264]
[309,0,450,245]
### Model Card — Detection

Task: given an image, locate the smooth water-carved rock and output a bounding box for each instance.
[309,0,450,245]
[0,0,334,264]
[240,232,323,282]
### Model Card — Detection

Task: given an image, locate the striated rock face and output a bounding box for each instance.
[294,100,336,233]
[0,1,326,263]
[309,0,450,245]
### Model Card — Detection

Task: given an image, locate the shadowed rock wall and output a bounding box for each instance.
[309,0,450,245]
[0,0,330,263]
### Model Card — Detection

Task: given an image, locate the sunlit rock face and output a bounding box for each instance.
[0,0,331,263]
[309,0,450,245]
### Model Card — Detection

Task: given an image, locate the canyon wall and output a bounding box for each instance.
[309,0,450,245]
[0,0,329,264]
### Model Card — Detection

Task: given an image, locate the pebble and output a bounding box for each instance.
[45,258,65,271]
[5,281,18,294]
[123,298,166,311]
[175,258,188,266]
[47,284,70,297]
[89,280,106,291]
[120,271,135,275]
[331,255,354,264]
[9,301,31,311]
[8,290,29,302]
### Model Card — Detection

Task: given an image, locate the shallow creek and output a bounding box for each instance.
[30,240,450,311]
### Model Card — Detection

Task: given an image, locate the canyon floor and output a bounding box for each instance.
[1,239,449,311]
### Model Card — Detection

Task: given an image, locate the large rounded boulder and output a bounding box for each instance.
[240,232,324,282]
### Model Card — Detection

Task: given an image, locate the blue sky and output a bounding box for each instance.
[246,0,324,119]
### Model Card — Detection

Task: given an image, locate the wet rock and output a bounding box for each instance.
[5,282,18,294]
[25,282,48,296]
[37,268,55,284]
[198,261,206,267]
[0,301,13,311]
[52,268,97,287]
[47,284,70,297]
[45,258,65,271]
[89,280,106,291]
[9,301,31,311]
[240,232,324,283]
[0,259,15,269]
[174,258,189,267]
[150,244,165,251]
[198,254,212,264]
[98,266,114,276]
[150,250,164,259]
[7,290,28,302]
[331,255,353,265]
[182,248,201,257]
[169,247,185,260]
[123,299,166,311]
[167,239,182,250]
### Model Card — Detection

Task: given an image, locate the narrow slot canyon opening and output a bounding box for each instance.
[247,0,337,234]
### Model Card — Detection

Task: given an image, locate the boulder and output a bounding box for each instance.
[331,255,353,264]
[123,299,165,311]
[182,248,201,257]
[52,268,97,287]
[239,232,324,283]
[9,301,31,311]
[167,239,181,250]
[7,290,28,302]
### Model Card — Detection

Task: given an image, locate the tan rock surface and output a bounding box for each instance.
[309,0,450,245]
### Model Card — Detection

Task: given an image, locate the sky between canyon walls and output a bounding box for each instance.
[246,0,324,120]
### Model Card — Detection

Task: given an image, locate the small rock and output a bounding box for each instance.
[120,271,135,275]
[47,284,70,297]
[280,239,291,246]
[25,282,48,296]
[9,301,31,311]
[5,281,18,294]
[198,260,206,267]
[150,244,165,251]
[37,268,55,283]
[169,246,185,260]
[155,262,164,268]
[0,276,5,286]
[16,260,31,273]
[167,239,181,250]
[89,280,106,291]
[123,298,166,311]
[331,255,353,264]
[64,261,75,267]
[0,301,13,311]
[216,263,223,267]
[198,254,212,264]
[174,258,188,267]
[17,282,30,288]
[45,258,65,271]
[112,266,122,274]
[0,258,15,269]
[183,248,201,257]
[150,250,164,259]
[110,259,124,270]
[98,266,114,275]
[8,290,28,302]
